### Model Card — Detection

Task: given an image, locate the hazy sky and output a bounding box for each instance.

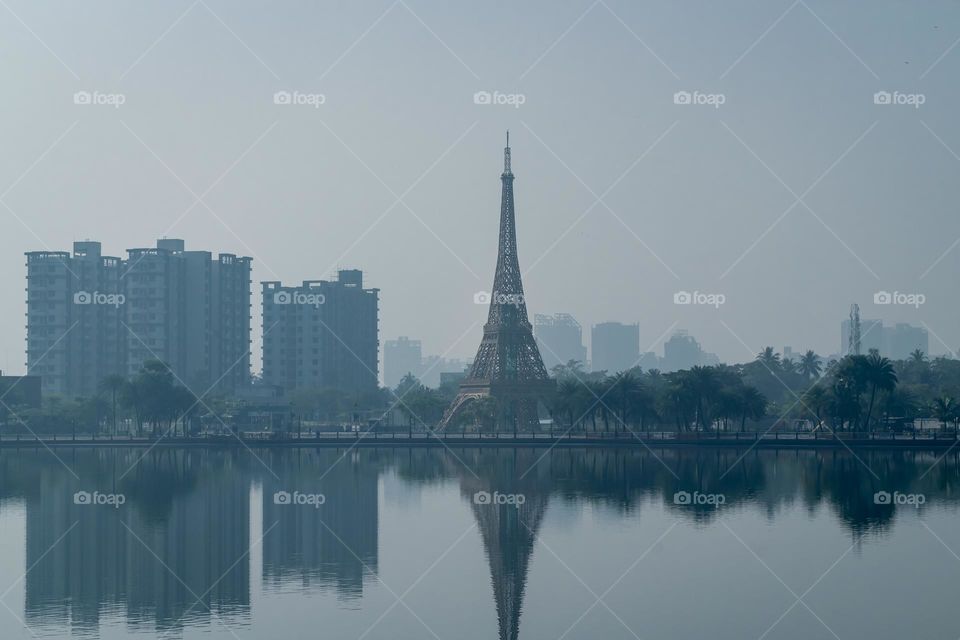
[2,0,959,375]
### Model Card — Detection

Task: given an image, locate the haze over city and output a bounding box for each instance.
[5,4,960,640]
[3,0,960,375]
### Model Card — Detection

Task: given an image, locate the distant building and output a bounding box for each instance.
[439,370,468,387]
[262,270,379,393]
[591,322,640,374]
[661,331,703,372]
[886,323,928,360]
[534,314,587,372]
[638,352,660,371]
[700,351,721,366]
[840,318,928,360]
[384,337,422,389]
[419,356,469,388]
[26,239,251,397]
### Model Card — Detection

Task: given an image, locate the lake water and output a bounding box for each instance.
[0,445,958,639]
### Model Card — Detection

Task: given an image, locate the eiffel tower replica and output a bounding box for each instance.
[440,133,553,431]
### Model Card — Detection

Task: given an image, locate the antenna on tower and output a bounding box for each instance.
[849,303,861,356]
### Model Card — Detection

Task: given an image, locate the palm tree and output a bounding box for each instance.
[798,350,822,381]
[802,385,829,431]
[862,352,897,431]
[551,360,585,381]
[98,374,125,435]
[687,366,719,430]
[738,386,766,432]
[609,372,641,433]
[909,349,926,363]
[932,397,955,431]
[756,347,781,370]
[555,379,581,429]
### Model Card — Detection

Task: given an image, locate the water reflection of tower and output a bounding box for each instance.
[261,450,378,599]
[458,449,550,640]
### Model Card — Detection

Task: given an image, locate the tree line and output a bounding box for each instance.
[9,347,960,435]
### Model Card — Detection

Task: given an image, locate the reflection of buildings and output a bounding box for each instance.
[261,451,379,598]
[7,445,960,638]
[23,452,250,633]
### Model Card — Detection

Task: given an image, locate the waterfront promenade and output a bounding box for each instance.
[2,429,959,450]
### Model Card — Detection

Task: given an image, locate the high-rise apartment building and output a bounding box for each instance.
[261,270,379,393]
[26,241,123,396]
[25,239,251,397]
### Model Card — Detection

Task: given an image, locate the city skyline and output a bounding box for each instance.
[4,3,960,639]
[2,1,960,376]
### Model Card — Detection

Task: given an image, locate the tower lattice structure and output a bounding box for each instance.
[440,133,553,431]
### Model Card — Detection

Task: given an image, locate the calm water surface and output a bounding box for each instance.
[0,446,958,639]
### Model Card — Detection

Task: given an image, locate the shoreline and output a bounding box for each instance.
[3,433,958,451]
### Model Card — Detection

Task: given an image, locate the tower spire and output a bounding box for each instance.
[503,130,511,175]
